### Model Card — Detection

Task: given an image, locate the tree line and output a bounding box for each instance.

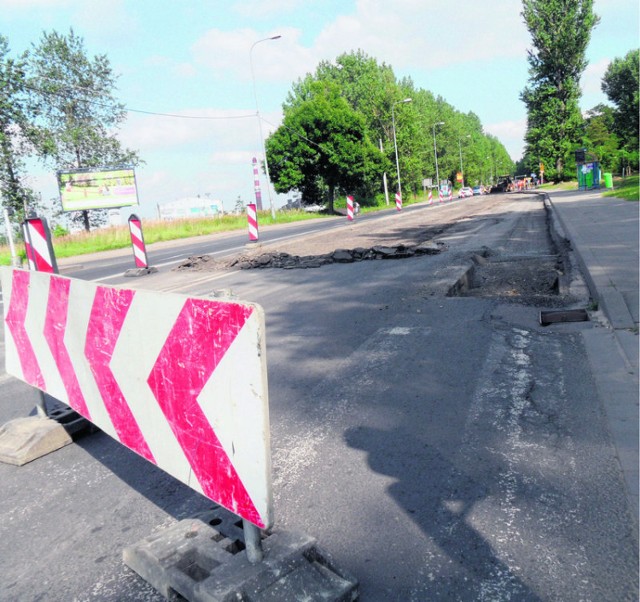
[519,0,638,182]
[265,50,513,212]
[0,29,139,231]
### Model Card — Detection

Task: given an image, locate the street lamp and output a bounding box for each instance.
[392,98,412,200]
[432,121,445,192]
[250,35,281,220]
[458,134,471,188]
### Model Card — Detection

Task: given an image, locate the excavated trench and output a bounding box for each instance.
[446,201,578,308]
[175,195,580,310]
[447,248,563,305]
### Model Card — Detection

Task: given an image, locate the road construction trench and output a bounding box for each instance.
[448,253,561,302]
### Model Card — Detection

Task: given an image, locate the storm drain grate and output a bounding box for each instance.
[539,308,589,326]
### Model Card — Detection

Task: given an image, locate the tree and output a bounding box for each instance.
[521,0,599,181]
[0,35,39,222]
[266,80,387,213]
[583,104,620,171]
[601,48,639,166]
[27,29,140,231]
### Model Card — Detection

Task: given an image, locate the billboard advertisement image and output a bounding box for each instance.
[57,167,139,212]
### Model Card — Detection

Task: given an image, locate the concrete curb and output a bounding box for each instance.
[544,193,636,330]
[544,191,639,533]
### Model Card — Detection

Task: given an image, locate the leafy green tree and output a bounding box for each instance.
[601,48,639,171]
[583,104,620,171]
[0,35,40,222]
[27,29,140,231]
[266,80,387,212]
[272,49,513,202]
[521,0,599,181]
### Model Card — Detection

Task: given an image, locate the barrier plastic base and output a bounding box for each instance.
[124,266,158,277]
[0,416,72,466]
[124,507,358,601]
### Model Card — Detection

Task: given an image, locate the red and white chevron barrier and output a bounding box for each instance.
[1,267,272,528]
[395,192,402,211]
[23,217,57,274]
[247,203,259,241]
[346,195,354,221]
[128,214,149,269]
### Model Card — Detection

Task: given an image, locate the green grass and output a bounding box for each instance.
[602,175,639,202]
[0,209,329,266]
[538,181,579,191]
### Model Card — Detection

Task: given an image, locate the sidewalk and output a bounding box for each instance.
[546,188,639,522]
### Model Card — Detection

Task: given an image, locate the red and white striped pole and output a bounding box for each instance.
[247,203,259,242]
[22,216,58,274]
[128,214,150,269]
[395,191,402,211]
[438,187,444,202]
[346,195,354,221]
[252,157,263,211]
[21,214,59,417]
[428,189,433,204]
[448,187,453,201]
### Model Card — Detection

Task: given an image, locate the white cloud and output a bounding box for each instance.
[144,55,198,79]
[191,26,315,85]
[582,57,609,95]
[314,0,529,71]
[209,150,255,165]
[120,109,259,150]
[232,0,302,18]
[0,0,72,7]
[485,119,527,161]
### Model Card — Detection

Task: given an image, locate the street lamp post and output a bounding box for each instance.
[392,98,412,200]
[432,121,445,192]
[458,134,471,188]
[250,35,281,220]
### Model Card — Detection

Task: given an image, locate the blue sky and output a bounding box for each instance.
[1,0,638,220]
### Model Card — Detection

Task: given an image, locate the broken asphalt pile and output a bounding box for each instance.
[175,241,444,271]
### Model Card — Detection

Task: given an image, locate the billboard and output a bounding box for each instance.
[57,166,139,212]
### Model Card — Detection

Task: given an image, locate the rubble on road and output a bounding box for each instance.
[175,241,444,271]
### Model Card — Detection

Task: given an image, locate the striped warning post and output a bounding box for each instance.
[448,188,453,201]
[128,214,149,269]
[247,203,259,241]
[22,216,57,274]
[346,195,354,221]
[2,266,273,528]
[252,157,263,211]
[439,189,444,202]
[428,190,433,204]
[395,192,402,211]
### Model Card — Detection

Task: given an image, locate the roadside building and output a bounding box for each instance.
[157,196,224,220]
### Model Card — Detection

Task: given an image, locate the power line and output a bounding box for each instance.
[6,69,257,121]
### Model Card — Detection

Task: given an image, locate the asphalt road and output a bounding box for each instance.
[0,195,637,601]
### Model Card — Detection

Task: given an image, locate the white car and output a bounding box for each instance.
[458,187,473,198]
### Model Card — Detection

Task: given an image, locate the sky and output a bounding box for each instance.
[1,0,638,220]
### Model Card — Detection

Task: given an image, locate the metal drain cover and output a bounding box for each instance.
[539,308,589,326]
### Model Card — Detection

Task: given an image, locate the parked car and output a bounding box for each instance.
[458,187,473,198]
[472,186,483,196]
